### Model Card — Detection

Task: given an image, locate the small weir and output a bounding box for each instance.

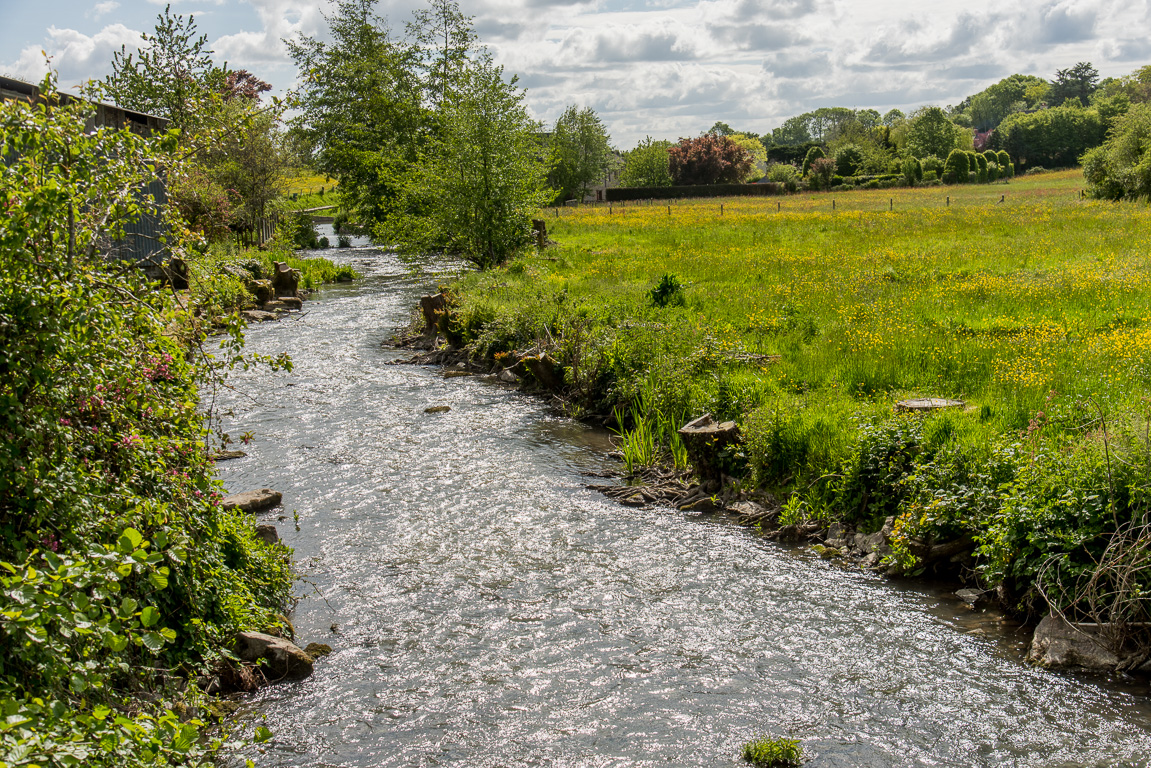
[216,237,1151,767]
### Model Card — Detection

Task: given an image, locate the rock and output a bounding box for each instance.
[233,631,314,681]
[444,371,471,378]
[424,405,451,414]
[212,450,247,461]
[678,414,740,491]
[271,261,300,298]
[956,588,993,608]
[278,296,303,310]
[812,544,840,558]
[336,273,354,283]
[621,493,646,507]
[304,643,332,658]
[222,488,282,512]
[241,309,280,323]
[861,552,882,569]
[683,496,719,513]
[852,532,868,552]
[255,524,279,545]
[262,300,289,311]
[250,279,275,303]
[862,531,888,554]
[895,397,965,413]
[729,500,770,520]
[1027,614,1120,671]
[498,369,518,384]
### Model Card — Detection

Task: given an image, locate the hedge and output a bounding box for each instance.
[606,183,785,201]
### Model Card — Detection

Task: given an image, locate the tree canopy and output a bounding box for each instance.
[547,106,614,202]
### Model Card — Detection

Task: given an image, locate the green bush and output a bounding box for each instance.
[802,145,825,176]
[834,143,864,176]
[996,150,1013,177]
[742,736,803,767]
[974,152,989,183]
[1082,102,1151,200]
[901,155,923,185]
[943,149,970,184]
[648,273,686,308]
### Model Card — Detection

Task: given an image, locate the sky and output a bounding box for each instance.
[3,0,1150,147]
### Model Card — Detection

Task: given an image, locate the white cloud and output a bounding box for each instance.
[89,1,120,18]
[3,24,141,90]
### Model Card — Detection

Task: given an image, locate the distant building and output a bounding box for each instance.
[1,75,170,277]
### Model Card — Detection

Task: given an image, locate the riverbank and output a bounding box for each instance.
[415,170,1151,676]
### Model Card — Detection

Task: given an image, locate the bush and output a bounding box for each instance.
[944,149,970,183]
[809,156,837,190]
[987,161,1000,182]
[648,274,686,307]
[993,105,1105,171]
[1082,103,1151,200]
[668,134,753,185]
[996,150,1013,177]
[742,736,803,767]
[834,143,864,176]
[901,155,923,185]
[802,145,825,176]
[921,155,944,177]
[923,169,939,182]
[974,152,989,183]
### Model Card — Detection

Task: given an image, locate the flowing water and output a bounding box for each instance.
[216,238,1151,768]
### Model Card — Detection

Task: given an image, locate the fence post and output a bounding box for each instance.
[832,199,836,211]
[946,196,950,206]
[890,198,893,211]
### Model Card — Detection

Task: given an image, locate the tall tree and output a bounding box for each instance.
[620,137,673,187]
[103,4,221,131]
[407,0,476,108]
[547,106,614,202]
[904,106,961,159]
[416,56,551,268]
[1050,62,1100,107]
[668,134,751,185]
[287,0,426,239]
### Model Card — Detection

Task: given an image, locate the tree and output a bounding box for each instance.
[992,105,1104,170]
[200,105,286,228]
[901,155,922,185]
[407,0,476,108]
[1082,103,1151,200]
[668,134,752,185]
[417,56,551,268]
[882,109,905,127]
[808,156,836,190]
[548,105,613,202]
[103,4,221,132]
[834,143,863,176]
[965,74,1049,131]
[287,0,426,241]
[772,114,813,146]
[1050,62,1100,107]
[802,145,825,176]
[856,109,881,130]
[708,121,735,136]
[905,106,961,159]
[730,133,768,181]
[620,137,673,187]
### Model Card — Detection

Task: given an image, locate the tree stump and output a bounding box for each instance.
[531,219,547,249]
[271,261,300,298]
[678,413,740,493]
[419,292,449,336]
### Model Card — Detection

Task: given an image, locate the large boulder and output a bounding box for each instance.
[222,488,282,512]
[233,631,314,681]
[271,261,300,298]
[1027,614,1120,671]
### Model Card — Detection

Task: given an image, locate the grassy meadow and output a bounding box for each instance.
[449,170,1151,614]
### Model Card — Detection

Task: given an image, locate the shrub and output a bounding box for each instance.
[802,145,825,176]
[993,104,1105,171]
[742,736,803,767]
[987,161,1000,181]
[668,134,753,185]
[921,155,944,177]
[996,150,1013,177]
[1082,103,1151,200]
[766,162,801,186]
[974,152,989,183]
[901,155,923,185]
[648,273,686,307]
[944,149,969,183]
[923,169,939,182]
[834,143,864,176]
[809,156,837,190]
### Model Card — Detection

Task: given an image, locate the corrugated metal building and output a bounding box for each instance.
[1,75,171,276]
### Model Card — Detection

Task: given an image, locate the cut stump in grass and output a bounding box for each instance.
[895,397,965,413]
[678,413,740,493]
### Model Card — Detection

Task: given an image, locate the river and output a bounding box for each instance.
[215,238,1151,767]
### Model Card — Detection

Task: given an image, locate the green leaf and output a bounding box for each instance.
[119,597,138,617]
[92,705,111,720]
[254,726,272,743]
[141,631,165,653]
[118,528,143,553]
[148,567,169,590]
[159,627,176,642]
[139,606,160,627]
[104,633,128,652]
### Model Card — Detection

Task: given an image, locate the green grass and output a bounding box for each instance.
[445,171,1151,617]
